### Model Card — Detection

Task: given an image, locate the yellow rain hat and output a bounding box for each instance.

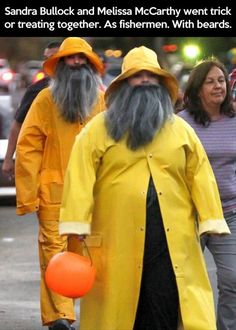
[43,37,104,77]
[105,46,178,102]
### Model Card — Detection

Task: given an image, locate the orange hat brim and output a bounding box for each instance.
[43,47,104,77]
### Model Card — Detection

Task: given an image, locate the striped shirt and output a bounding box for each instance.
[178,110,236,213]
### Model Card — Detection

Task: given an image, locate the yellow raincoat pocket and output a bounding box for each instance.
[48,182,63,203]
[85,233,102,247]
[40,170,63,204]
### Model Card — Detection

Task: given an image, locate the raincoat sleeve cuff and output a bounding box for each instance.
[59,221,91,236]
[199,219,231,236]
[16,201,39,215]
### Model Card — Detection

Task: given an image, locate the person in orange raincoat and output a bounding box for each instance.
[15,37,105,330]
[59,46,230,330]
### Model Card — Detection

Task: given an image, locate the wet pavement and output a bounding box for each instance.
[0,205,80,330]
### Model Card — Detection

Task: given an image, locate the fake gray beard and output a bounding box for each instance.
[105,82,174,150]
[50,62,99,123]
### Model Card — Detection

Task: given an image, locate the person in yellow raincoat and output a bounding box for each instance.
[15,37,105,330]
[59,46,230,330]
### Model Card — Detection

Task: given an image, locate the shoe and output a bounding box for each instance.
[49,319,75,330]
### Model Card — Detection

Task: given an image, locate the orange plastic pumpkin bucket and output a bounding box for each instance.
[45,251,96,298]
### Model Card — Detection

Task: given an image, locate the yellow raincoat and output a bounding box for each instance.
[59,112,230,330]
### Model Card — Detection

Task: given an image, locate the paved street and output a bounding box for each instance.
[0,205,80,330]
[0,204,217,329]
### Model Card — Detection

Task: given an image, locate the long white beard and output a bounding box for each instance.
[105,83,174,150]
[51,62,99,123]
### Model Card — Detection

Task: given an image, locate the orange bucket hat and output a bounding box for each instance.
[43,37,104,77]
[45,251,96,298]
[105,46,178,103]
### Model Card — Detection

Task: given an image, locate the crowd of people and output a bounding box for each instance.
[2,37,236,330]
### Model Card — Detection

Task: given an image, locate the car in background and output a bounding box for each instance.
[0,94,16,200]
[17,60,43,87]
[9,60,46,113]
[9,59,46,112]
[0,58,15,93]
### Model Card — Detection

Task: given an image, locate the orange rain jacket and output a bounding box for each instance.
[15,87,105,220]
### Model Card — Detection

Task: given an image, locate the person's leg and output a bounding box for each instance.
[133,235,179,330]
[206,212,236,330]
[38,218,76,327]
[133,273,150,330]
[134,177,179,330]
[200,231,209,251]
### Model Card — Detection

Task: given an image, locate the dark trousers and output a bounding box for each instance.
[133,177,179,330]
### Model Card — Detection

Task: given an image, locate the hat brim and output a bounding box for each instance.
[43,47,104,77]
[105,65,178,103]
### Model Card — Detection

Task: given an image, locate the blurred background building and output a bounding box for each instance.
[0,36,235,93]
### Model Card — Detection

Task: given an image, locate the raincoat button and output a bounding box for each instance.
[159,192,162,195]
[149,153,152,158]
[140,227,144,231]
